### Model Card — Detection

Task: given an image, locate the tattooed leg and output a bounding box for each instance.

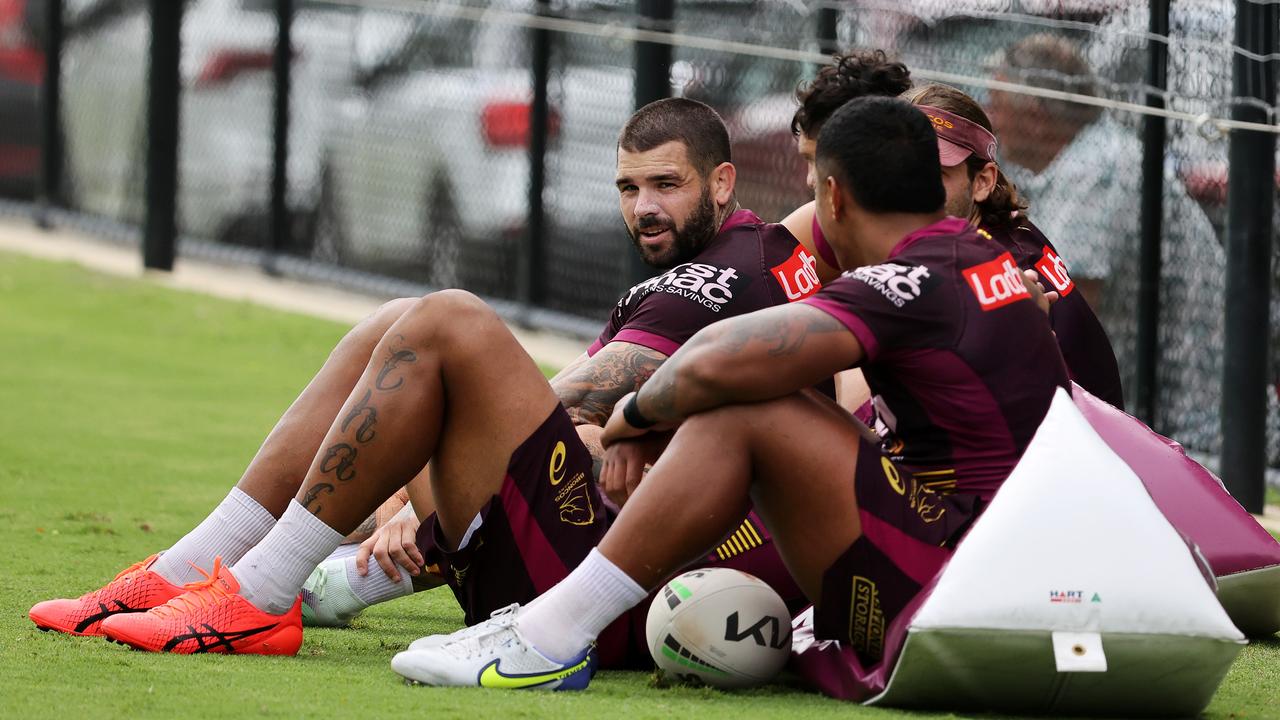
[294,290,559,539]
[234,298,418,517]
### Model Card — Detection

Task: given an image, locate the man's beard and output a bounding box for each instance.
[627,188,719,269]
[944,185,977,222]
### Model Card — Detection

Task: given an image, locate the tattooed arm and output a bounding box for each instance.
[608,304,860,438]
[548,352,591,386]
[576,424,606,481]
[551,341,668,426]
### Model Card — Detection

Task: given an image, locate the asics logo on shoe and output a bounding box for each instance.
[477,656,592,689]
[161,622,278,653]
[73,601,145,633]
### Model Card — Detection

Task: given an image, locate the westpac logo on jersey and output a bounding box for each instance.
[849,263,933,307]
[621,262,743,312]
[963,252,1029,311]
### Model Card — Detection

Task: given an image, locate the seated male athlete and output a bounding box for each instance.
[780,52,1122,408]
[316,55,1110,626]
[28,98,812,659]
[389,96,1070,690]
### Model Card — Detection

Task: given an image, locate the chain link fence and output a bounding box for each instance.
[848,0,1273,461]
[4,0,1279,480]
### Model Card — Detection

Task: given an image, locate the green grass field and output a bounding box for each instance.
[1,252,1277,719]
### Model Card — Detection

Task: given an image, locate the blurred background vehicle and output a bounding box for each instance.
[61,0,352,254]
[0,0,45,200]
[316,0,812,315]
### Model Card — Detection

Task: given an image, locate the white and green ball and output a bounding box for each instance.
[645,568,792,689]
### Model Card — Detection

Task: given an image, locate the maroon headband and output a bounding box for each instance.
[918,105,999,167]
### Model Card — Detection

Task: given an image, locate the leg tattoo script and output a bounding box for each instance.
[320,443,358,482]
[376,338,418,392]
[341,390,378,443]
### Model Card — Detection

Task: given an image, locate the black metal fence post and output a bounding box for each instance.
[143,0,184,271]
[1222,0,1278,513]
[816,4,838,57]
[37,0,63,229]
[266,0,292,273]
[629,0,674,284]
[519,0,552,309]
[1134,0,1168,426]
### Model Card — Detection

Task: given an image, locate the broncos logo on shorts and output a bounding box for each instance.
[549,441,594,526]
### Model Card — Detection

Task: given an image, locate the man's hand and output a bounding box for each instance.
[1022,269,1060,316]
[601,391,674,447]
[355,501,423,583]
[600,431,670,508]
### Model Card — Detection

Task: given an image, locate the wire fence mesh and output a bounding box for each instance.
[4,0,1279,469]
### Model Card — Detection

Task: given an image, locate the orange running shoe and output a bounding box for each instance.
[29,554,184,636]
[101,557,302,655]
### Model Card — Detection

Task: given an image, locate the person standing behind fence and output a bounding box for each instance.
[986,34,1225,455]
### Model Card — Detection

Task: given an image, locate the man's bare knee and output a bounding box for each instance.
[372,297,419,326]
[678,404,760,446]
[396,289,505,348]
[684,395,810,435]
[324,298,419,366]
[339,297,417,345]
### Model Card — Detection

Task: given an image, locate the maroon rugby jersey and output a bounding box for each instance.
[804,217,1070,499]
[588,209,820,356]
[978,219,1124,409]
[814,215,1121,408]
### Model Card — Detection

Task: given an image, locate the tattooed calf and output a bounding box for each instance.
[376,336,418,391]
[341,389,378,443]
[301,483,336,512]
[320,443,358,482]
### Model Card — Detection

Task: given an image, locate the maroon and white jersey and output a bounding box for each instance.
[816,214,1122,409]
[804,217,1070,499]
[589,209,820,357]
[978,219,1124,409]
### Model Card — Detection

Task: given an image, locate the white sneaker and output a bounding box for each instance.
[407,604,524,651]
[391,605,597,690]
[300,558,367,627]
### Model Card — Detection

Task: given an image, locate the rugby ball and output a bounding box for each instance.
[645,568,791,689]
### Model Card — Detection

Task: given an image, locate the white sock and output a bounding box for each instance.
[234,500,346,614]
[152,487,275,585]
[326,543,362,561]
[517,548,648,662]
[344,554,413,605]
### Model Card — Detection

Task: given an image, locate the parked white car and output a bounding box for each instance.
[315,0,814,310]
[62,0,353,252]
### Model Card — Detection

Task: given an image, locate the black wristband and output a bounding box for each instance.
[622,393,658,429]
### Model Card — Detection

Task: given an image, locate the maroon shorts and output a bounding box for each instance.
[812,437,983,668]
[415,404,804,668]
[415,404,605,628]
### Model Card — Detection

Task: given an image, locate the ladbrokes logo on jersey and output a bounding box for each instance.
[850,263,934,307]
[771,245,820,301]
[1034,246,1075,296]
[621,262,746,313]
[963,252,1029,311]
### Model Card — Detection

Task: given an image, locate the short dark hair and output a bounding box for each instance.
[816,97,945,215]
[902,83,1030,227]
[618,98,731,176]
[792,50,912,138]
